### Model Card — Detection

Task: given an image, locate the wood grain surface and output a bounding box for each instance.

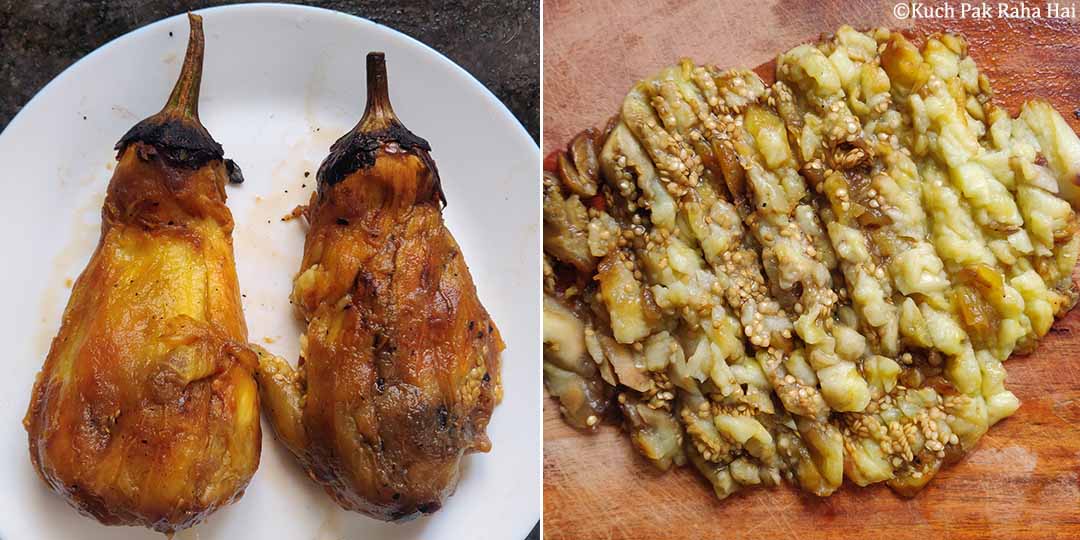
[543,1,1080,538]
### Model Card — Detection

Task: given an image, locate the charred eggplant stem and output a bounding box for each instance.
[114,13,242,182]
[317,52,442,203]
[257,51,502,521]
[24,14,259,533]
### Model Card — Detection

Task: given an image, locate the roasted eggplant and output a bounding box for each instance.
[23,14,260,533]
[255,53,503,521]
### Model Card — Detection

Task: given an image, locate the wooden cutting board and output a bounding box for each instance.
[543,2,1080,538]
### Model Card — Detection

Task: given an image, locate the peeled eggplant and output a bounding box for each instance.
[23,14,259,533]
[256,53,503,521]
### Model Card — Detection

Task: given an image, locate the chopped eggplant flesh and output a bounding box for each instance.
[543,26,1079,499]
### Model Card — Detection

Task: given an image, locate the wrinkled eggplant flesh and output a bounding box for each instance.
[24,14,259,534]
[256,53,502,522]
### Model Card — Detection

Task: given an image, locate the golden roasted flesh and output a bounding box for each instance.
[256,53,503,521]
[23,15,260,533]
[543,26,1080,500]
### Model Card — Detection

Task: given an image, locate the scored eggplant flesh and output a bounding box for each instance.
[543,25,1080,499]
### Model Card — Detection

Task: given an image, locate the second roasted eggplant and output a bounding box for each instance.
[256,53,503,521]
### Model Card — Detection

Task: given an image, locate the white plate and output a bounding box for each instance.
[0,4,539,539]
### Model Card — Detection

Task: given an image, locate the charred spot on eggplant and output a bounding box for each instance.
[225,158,245,184]
[115,119,223,168]
[316,53,437,202]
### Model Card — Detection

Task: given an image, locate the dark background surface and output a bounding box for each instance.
[0,1,540,539]
[0,0,540,144]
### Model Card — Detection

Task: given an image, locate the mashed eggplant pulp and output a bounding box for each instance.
[543,26,1080,499]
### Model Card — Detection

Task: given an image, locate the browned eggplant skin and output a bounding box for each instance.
[23,14,260,533]
[256,53,503,521]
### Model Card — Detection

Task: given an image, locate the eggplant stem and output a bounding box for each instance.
[112,11,223,165]
[163,13,205,121]
[359,52,400,132]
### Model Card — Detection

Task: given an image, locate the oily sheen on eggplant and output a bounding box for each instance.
[255,53,503,521]
[24,14,260,534]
